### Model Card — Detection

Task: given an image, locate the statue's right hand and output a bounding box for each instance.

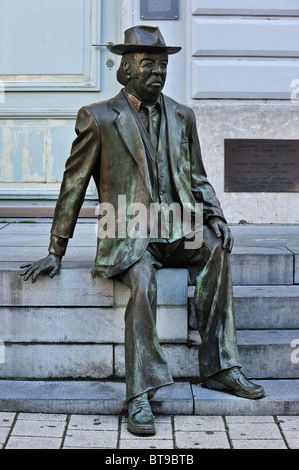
[20,253,62,283]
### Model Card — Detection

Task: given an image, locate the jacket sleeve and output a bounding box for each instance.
[48,106,101,256]
[189,109,226,223]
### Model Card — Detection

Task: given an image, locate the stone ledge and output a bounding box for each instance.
[0,268,189,307]
[0,379,298,416]
[1,244,295,287]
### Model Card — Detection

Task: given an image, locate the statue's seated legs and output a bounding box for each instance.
[121,226,264,435]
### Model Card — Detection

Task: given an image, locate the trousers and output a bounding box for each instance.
[120,225,242,402]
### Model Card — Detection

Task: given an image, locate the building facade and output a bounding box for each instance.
[0,0,299,223]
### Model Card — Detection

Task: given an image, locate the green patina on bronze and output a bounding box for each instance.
[20,26,264,435]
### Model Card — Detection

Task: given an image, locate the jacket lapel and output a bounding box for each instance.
[113,92,153,200]
[163,94,185,190]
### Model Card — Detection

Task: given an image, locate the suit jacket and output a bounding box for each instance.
[50,90,225,278]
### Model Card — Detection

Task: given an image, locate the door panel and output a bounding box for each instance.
[0,0,119,214]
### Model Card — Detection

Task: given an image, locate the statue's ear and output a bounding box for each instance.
[117,59,131,86]
[122,60,131,76]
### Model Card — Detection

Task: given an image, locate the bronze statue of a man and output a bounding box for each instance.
[21,26,264,436]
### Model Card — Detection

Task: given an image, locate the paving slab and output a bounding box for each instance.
[119,439,174,449]
[276,415,299,430]
[174,415,225,431]
[0,427,11,447]
[227,422,282,440]
[5,436,62,449]
[63,429,118,449]
[68,415,119,431]
[0,412,16,426]
[175,430,230,449]
[11,418,66,438]
[232,439,287,449]
[225,415,275,424]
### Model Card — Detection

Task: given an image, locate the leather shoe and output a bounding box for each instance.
[127,392,156,435]
[204,367,265,399]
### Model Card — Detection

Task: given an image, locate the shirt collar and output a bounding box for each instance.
[124,89,162,113]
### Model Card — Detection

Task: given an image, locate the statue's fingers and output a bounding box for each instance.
[22,267,35,281]
[49,266,59,278]
[212,222,221,238]
[20,266,36,277]
[220,226,229,249]
[31,267,44,283]
[20,263,32,269]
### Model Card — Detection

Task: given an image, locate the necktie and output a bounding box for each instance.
[147,105,158,151]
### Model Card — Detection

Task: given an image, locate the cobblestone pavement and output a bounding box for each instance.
[0,412,298,449]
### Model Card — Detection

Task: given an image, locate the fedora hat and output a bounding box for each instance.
[109,25,181,56]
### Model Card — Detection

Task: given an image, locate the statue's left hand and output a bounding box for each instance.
[207,217,234,253]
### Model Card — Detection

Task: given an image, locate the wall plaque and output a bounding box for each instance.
[140,0,179,20]
[225,139,299,192]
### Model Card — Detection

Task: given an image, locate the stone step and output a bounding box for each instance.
[0,379,298,416]
[0,268,189,307]
[188,285,299,329]
[0,244,295,286]
[190,329,299,380]
[3,286,299,345]
[0,330,298,380]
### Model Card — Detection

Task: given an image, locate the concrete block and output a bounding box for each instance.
[190,285,299,329]
[234,286,299,329]
[0,269,113,307]
[114,344,199,379]
[230,247,294,285]
[114,268,189,306]
[189,329,299,379]
[189,285,299,329]
[0,344,113,379]
[237,330,299,379]
[0,306,188,344]
[156,307,188,343]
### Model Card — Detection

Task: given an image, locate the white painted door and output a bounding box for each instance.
[0,0,120,216]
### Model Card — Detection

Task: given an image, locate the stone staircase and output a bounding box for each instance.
[0,220,298,415]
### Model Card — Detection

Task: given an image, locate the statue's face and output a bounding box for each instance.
[125,52,168,104]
